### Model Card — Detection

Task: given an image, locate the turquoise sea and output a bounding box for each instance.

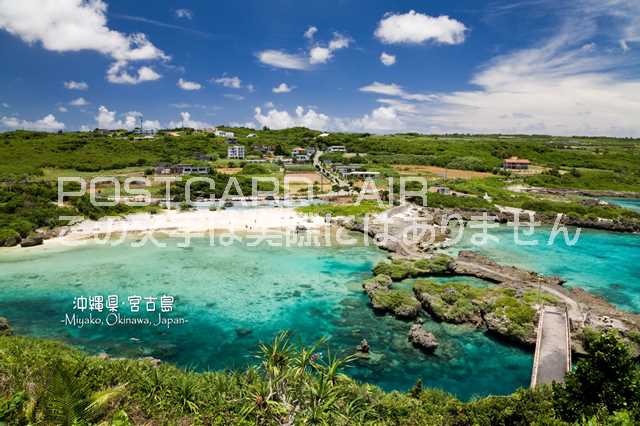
[0,235,532,400]
[451,225,640,312]
[600,197,640,213]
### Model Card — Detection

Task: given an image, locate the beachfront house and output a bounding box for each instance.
[503,156,530,170]
[173,164,210,175]
[228,145,245,159]
[327,145,347,153]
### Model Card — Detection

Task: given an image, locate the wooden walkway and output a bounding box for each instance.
[531,306,572,387]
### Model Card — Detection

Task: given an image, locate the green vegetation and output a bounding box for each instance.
[413,280,485,324]
[553,331,640,422]
[526,168,640,192]
[1,129,639,233]
[413,281,547,343]
[0,181,161,245]
[320,133,640,187]
[0,182,75,238]
[370,288,421,319]
[238,163,279,175]
[1,331,639,424]
[425,192,496,210]
[450,178,640,221]
[372,255,453,281]
[296,201,387,218]
[0,128,319,179]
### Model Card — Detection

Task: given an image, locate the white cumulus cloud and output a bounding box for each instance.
[309,33,352,65]
[142,119,161,129]
[177,78,202,91]
[309,46,332,64]
[69,97,89,106]
[95,106,144,130]
[380,52,396,66]
[304,26,318,39]
[254,106,329,130]
[175,9,193,20]
[107,62,161,85]
[64,80,88,90]
[272,83,293,93]
[1,113,65,131]
[258,30,352,69]
[214,76,242,88]
[257,50,310,70]
[375,10,467,45]
[169,112,213,129]
[0,0,168,84]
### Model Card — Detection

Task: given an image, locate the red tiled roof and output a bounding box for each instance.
[503,157,530,164]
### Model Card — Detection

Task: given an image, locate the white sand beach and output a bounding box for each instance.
[57,207,326,241]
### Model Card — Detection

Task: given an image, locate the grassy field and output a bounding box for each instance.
[393,164,493,179]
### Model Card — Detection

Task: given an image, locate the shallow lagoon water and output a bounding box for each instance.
[0,235,531,400]
[451,225,640,312]
[600,197,640,213]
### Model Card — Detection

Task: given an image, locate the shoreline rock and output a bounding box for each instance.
[20,235,44,248]
[0,317,12,336]
[452,251,565,286]
[408,324,438,352]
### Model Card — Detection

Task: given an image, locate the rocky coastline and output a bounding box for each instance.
[361,253,640,353]
[345,204,640,356]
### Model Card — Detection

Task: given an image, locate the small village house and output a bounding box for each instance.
[156,164,210,175]
[291,147,306,156]
[253,144,275,155]
[333,164,362,177]
[293,154,311,163]
[343,171,380,180]
[327,145,347,153]
[502,156,530,170]
[154,162,173,175]
[215,129,235,138]
[228,145,245,159]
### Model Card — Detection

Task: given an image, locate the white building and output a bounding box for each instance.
[215,129,235,138]
[228,145,245,159]
[327,145,346,153]
[246,133,257,138]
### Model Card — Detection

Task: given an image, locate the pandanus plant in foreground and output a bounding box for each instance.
[241,331,361,424]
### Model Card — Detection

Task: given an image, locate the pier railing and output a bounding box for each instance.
[530,306,546,388]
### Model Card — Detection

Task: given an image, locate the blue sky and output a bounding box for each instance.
[1,0,639,136]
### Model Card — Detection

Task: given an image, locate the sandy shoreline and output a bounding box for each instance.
[64,208,325,238]
[0,208,328,252]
